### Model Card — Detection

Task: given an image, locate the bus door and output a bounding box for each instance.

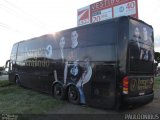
[5,60,15,82]
[38,65,51,93]
[88,64,116,109]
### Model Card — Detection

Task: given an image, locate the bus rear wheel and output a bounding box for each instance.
[53,84,65,100]
[68,86,80,104]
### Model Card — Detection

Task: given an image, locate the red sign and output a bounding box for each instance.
[91,0,136,11]
[77,6,90,26]
[77,0,138,26]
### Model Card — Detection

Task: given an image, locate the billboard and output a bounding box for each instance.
[77,6,90,26]
[77,0,138,26]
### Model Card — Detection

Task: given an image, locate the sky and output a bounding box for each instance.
[0,0,160,66]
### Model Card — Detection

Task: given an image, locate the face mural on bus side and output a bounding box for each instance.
[59,37,65,60]
[71,31,78,49]
[58,30,93,88]
[133,27,153,61]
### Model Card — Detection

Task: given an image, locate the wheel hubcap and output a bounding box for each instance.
[69,90,77,100]
[55,87,61,95]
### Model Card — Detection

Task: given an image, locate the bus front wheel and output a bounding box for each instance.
[68,86,80,104]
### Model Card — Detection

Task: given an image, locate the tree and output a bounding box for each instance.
[0,66,4,75]
[0,66,4,71]
[155,52,160,64]
[154,52,160,75]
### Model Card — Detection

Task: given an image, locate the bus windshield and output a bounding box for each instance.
[128,19,154,74]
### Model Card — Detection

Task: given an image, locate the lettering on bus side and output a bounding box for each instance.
[24,44,53,59]
[18,44,53,68]
[25,60,50,67]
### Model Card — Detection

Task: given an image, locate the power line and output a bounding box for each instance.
[4,0,47,28]
[0,22,35,37]
[0,1,48,38]
[0,0,48,31]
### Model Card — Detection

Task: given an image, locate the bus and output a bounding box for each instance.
[6,16,154,109]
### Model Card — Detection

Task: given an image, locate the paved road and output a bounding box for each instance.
[0,75,8,80]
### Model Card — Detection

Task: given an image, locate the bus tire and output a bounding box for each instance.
[68,85,80,104]
[15,76,21,86]
[53,83,65,100]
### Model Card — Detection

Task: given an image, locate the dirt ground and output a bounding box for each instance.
[37,88,160,120]
[48,88,160,114]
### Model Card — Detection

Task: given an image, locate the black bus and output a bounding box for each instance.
[6,16,154,109]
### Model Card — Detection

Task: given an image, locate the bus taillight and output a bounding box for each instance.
[123,76,129,94]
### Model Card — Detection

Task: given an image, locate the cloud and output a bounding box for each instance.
[155,35,160,45]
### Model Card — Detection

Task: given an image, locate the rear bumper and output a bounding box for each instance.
[123,93,154,105]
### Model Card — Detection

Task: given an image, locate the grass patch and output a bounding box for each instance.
[0,80,13,87]
[154,76,160,89]
[0,76,158,115]
[0,85,64,114]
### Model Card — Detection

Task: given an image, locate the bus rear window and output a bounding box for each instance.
[129,19,154,46]
[128,19,154,74]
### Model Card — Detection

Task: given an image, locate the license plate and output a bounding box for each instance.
[139,92,145,96]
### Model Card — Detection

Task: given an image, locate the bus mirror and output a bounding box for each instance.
[5,68,9,74]
[5,60,10,69]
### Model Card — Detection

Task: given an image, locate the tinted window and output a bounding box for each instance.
[54,21,117,61]
[78,23,117,47]
[129,19,153,46]
[16,21,117,62]
[128,19,154,74]
[10,43,18,61]
[17,34,56,61]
